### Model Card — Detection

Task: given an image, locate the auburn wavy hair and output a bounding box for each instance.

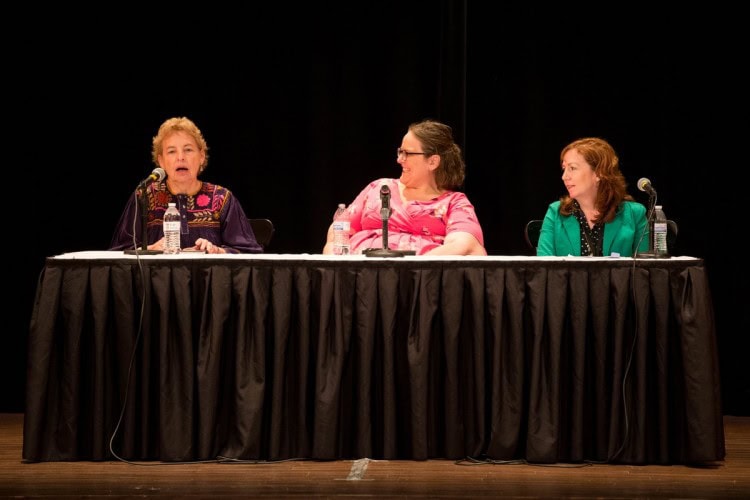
[558,137,632,223]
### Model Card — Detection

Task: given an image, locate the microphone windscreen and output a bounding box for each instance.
[153,167,166,181]
[380,184,390,208]
[637,177,651,192]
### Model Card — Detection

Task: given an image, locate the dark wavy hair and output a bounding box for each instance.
[409,119,465,190]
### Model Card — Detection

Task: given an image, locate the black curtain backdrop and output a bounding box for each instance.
[8,3,748,415]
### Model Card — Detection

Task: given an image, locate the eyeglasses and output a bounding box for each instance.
[396,148,427,160]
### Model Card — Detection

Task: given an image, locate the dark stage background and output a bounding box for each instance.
[7,4,747,415]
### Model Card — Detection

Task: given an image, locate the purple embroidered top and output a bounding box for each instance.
[110,181,262,254]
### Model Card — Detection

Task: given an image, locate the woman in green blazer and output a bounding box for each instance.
[537,137,649,257]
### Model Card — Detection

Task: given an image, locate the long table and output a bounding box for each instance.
[23,252,725,464]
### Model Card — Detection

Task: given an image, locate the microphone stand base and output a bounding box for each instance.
[124,249,164,255]
[635,252,671,259]
[364,248,416,258]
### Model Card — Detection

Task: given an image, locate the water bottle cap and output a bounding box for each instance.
[655,205,662,209]
[338,203,345,209]
[168,202,176,207]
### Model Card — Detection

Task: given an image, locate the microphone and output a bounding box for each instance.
[125,167,168,256]
[380,184,391,215]
[637,177,657,197]
[364,183,412,257]
[140,167,166,187]
[380,184,392,248]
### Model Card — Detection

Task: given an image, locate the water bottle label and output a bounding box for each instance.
[333,244,350,255]
[654,222,668,254]
[332,217,350,255]
[164,221,180,231]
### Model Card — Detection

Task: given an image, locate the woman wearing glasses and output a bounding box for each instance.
[323,119,486,256]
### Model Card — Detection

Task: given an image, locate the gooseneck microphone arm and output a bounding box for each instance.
[124,168,167,255]
[136,188,150,252]
[635,177,658,258]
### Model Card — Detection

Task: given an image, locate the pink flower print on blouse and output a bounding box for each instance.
[433,203,447,219]
[196,194,210,207]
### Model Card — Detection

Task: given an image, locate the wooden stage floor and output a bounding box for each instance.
[1,414,748,499]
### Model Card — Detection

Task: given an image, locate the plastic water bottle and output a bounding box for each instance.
[332,203,351,255]
[653,205,668,257]
[163,202,181,254]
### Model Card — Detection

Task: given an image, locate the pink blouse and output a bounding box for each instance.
[345,178,484,255]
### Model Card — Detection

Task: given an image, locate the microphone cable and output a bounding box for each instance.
[607,194,659,463]
[108,190,155,464]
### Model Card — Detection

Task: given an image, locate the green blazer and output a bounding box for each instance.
[537,200,649,257]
